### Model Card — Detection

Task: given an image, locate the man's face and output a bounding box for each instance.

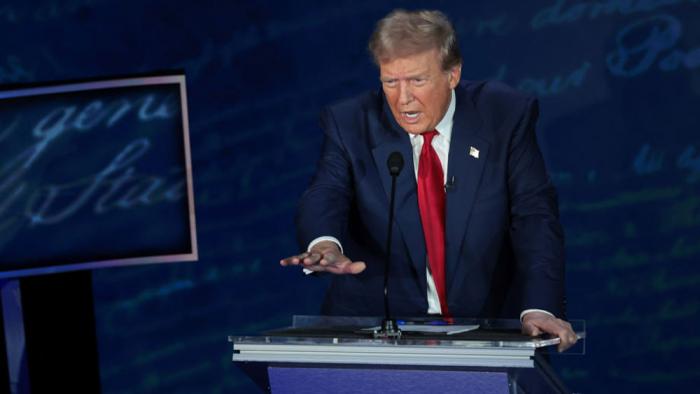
[380,49,461,135]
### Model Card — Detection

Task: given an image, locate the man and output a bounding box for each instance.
[281,9,577,351]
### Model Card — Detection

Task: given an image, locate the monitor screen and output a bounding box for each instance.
[0,74,197,278]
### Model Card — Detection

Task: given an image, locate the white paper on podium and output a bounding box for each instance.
[361,324,479,335]
[399,324,480,335]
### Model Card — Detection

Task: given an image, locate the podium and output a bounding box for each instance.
[229,316,585,394]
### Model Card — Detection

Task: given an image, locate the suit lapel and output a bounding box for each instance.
[371,97,427,295]
[445,88,490,300]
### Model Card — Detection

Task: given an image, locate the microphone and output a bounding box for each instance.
[445,176,455,192]
[375,152,403,339]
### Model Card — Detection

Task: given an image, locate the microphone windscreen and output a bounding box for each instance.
[387,152,404,176]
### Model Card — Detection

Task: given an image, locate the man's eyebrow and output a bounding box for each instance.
[409,71,430,78]
[380,72,428,81]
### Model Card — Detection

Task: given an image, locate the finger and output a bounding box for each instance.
[303,264,329,273]
[557,342,566,352]
[522,322,541,337]
[522,315,578,352]
[280,253,306,266]
[302,253,322,265]
[319,252,338,266]
[557,330,578,352]
[558,339,575,352]
[526,325,542,337]
[539,318,562,334]
[550,322,577,352]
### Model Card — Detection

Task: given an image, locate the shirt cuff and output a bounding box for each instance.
[520,309,555,322]
[307,236,343,253]
[303,236,343,275]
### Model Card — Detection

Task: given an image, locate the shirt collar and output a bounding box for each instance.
[435,89,455,142]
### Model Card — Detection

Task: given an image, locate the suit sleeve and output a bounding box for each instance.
[507,97,566,318]
[295,107,353,249]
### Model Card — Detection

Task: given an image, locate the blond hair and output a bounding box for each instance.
[368,9,462,70]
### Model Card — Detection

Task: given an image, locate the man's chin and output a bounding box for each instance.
[399,123,429,135]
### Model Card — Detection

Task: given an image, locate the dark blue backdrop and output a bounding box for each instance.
[1,0,698,393]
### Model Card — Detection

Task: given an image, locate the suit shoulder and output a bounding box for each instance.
[458,81,539,141]
[321,90,383,138]
[460,80,535,113]
[325,90,382,117]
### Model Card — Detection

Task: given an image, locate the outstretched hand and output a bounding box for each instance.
[522,311,578,352]
[280,241,366,275]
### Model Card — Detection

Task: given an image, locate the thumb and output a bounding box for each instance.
[523,322,541,337]
[346,261,366,274]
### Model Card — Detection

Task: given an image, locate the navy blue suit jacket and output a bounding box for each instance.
[297,81,565,319]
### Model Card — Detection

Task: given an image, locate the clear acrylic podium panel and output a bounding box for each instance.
[229,316,585,393]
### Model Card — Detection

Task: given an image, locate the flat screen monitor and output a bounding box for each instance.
[0,73,197,278]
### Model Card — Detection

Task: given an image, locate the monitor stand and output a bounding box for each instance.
[1,279,27,394]
[1,271,101,393]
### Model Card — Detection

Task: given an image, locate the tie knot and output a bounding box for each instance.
[422,130,439,144]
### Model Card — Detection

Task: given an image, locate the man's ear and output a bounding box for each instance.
[447,64,462,89]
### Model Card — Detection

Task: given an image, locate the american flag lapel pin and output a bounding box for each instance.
[469,146,479,159]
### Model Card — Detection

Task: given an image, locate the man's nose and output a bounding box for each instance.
[398,82,413,105]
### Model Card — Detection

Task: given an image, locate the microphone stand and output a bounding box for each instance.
[374,152,403,339]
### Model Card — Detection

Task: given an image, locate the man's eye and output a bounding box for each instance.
[383,80,397,88]
[412,78,426,86]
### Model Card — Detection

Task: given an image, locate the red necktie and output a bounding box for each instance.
[417,130,449,316]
